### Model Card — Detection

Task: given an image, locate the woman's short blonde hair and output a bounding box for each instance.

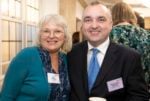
[34,14,72,53]
[111,2,137,25]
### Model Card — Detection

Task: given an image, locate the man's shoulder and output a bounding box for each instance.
[72,41,87,51]
[67,41,87,57]
[110,42,140,57]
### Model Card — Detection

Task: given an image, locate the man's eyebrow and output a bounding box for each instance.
[83,16,91,19]
[97,16,107,19]
[98,16,105,18]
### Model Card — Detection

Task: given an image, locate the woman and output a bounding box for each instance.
[0,14,72,101]
[110,2,150,84]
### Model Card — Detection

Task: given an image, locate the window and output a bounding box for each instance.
[26,0,39,46]
[0,0,39,76]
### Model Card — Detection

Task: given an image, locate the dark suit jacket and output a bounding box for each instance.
[67,41,149,101]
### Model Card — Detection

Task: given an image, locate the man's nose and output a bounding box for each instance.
[91,20,99,28]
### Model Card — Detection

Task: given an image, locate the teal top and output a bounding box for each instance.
[0,47,50,101]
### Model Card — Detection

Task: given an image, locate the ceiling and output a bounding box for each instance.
[84,0,150,17]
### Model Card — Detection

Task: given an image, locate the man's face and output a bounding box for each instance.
[82,4,113,47]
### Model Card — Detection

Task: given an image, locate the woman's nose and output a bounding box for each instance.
[48,32,55,37]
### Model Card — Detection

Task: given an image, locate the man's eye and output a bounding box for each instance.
[84,19,92,23]
[98,18,106,22]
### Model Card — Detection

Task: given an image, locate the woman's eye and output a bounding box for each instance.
[41,29,49,33]
[43,30,49,33]
[54,30,64,34]
[55,30,61,33]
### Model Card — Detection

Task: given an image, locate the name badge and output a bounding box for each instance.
[107,77,124,92]
[47,73,60,84]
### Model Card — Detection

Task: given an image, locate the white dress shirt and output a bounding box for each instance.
[87,37,110,71]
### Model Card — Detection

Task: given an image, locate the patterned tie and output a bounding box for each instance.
[88,48,100,92]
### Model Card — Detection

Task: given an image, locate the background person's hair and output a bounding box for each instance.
[135,11,144,28]
[111,2,137,26]
[34,14,72,53]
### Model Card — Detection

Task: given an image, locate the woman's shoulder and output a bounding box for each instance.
[111,25,149,38]
[112,24,149,33]
[21,46,37,52]
[15,46,39,59]
[20,46,38,53]
[112,24,135,32]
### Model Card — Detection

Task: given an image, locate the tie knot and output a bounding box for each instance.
[92,48,99,55]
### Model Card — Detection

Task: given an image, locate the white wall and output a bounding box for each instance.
[39,0,59,18]
[39,0,84,20]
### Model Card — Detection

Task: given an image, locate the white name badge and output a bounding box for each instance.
[47,73,60,84]
[107,77,124,92]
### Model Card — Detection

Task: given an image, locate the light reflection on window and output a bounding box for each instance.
[1,0,9,15]
[1,0,21,19]
[1,0,39,75]
[15,1,21,18]
[27,0,39,24]
[9,0,15,17]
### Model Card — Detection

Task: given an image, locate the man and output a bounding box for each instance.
[67,1,149,101]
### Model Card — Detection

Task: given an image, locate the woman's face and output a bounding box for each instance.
[40,22,65,53]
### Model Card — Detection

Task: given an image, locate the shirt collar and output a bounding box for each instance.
[88,37,110,55]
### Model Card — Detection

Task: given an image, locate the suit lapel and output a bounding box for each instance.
[72,41,89,100]
[81,41,89,96]
[94,42,118,88]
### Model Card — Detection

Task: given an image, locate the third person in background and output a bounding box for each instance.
[110,1,150,88]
